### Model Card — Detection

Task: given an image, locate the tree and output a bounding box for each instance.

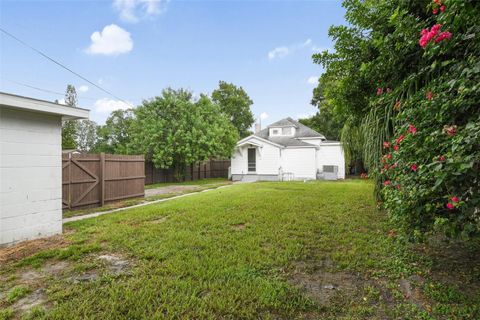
[211,81,254,138]
[61,85,78,149]
[299,85,344,141]
[94,109,134,154]
[129,88,238,180]
[76,120,98,152]
[315,0,480,239]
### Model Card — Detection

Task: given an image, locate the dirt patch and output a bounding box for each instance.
[12,289,46,311]
[150,217,167,224]
[42,261,70,276]
[71,270,99,283]
[290,261,361,306]
[145,185,199,197]
[98,254,130,275]
[0,236,69,266]
[231,223,247,231]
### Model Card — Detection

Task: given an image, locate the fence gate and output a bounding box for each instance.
[62,153,145,210]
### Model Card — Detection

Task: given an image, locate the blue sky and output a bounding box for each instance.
[0,0,346,125]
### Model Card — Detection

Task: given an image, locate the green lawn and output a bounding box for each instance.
[145,178,230,189]
[1,180,479,319]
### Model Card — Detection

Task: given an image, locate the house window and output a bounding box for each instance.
[282,127,292,135]
[248,148,256,172]
[323,165,336,173]
[272,129,279,135]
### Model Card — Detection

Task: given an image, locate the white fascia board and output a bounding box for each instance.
[321,142,342,146]
[285,145,319,149]
[236,135,284,149]
[0,92,89,120]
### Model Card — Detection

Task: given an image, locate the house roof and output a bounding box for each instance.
[0,92,89,120]
[253,117,326,147]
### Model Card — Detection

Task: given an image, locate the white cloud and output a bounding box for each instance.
[78,85,89,93]
[268,38,313,60]
[113,0,169,23]
[260,112,269,120]
[94,98,131,113]
[86,24,133,56]
[307,76,319,85]
[268,47,289,60]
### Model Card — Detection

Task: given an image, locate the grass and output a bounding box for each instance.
[1,180,479,319]
[145,178,230,189]
[63,178,231,218]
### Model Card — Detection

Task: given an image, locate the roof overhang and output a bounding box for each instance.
[0,92,89,120]
[237,135,285,149]
[237,140,262,148]
[285,145,319,149]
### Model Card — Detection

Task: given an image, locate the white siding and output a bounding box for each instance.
[231,137,281,176]
[317,144,345,179]
[0,108,63,245]
[281,148,316,180]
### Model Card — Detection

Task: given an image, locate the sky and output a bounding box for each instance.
[0,0,346,126]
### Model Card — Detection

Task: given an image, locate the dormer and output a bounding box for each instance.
[269,125,296,137]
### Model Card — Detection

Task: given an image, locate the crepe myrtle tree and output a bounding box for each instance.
[129,88,238,180]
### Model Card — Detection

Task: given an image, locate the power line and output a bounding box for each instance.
[0,27,134,107]
[1,78,96,100]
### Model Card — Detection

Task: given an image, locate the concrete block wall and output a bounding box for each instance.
[0,108,63,245]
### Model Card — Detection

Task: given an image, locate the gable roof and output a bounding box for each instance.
[252,117,326,147]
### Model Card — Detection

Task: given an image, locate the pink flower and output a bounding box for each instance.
[396,184,401,190]
[408,124,417,134]
[393,145,399,151]
[443,125,457,136]
[426,91,433,100]
[451,196,459,203]
[410,164,418,172]
[440,5,446,12]
[377,88,383,95]
[446,202,454,210]
[433,8,438,14]
[433,0,440,4]
[384,180,391,186]
[419,24,450,48]
[435,31,452,43]
[438,155,446,162]
[383,142,390,149]
[395,134,405,144]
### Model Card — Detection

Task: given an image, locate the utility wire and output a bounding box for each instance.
[0,27,134,107]
[2,78,96,100]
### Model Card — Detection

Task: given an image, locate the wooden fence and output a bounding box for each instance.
[62,153,145,210]
[145,159,231,185]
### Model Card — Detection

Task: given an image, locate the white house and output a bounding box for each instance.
[0,92,89,246]
[231,117,345,182]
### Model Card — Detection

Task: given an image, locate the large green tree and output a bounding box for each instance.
[76,119,98,152]
[211,81,254,138]
[129,88,238,179]
[94,109,134,154]
[315,0,480,239]
[61,85,78,149]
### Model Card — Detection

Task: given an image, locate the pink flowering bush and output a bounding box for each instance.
[376,1,480,240]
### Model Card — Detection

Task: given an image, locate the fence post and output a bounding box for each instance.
[100,153,105,207]
[68,153,72,209]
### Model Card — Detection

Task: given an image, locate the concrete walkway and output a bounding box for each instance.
[63,185,233,223]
